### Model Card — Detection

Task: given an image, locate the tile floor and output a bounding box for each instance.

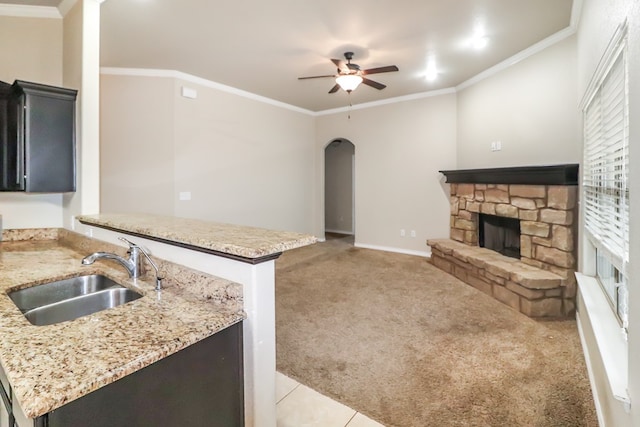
[276,372,385,427]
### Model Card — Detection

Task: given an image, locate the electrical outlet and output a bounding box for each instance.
[411,230,416,238]
[179,191,191,201]
[491,140,502,151]
[400,229,406,237]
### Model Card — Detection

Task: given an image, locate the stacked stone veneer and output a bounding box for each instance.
[428,183,578,317]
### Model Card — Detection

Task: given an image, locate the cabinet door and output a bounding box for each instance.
[1,95,23,191]
[47,322,244,427]
[2,81,77,193]
[0,400,11,427]
[23,92,76,192]
[0,367,13,427]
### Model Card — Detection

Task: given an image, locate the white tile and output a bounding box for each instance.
[276,383,356,427]
[276,371,300,403]
[346,412,386,427]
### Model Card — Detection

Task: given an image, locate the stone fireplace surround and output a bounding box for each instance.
[427,164,578,318]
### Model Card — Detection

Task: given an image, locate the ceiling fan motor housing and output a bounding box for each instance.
[298,51,398,94]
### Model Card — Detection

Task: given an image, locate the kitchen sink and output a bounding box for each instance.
[8,274,143,326]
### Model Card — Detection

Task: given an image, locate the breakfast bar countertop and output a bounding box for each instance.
[0,237,244,419]
[77,213,317,262]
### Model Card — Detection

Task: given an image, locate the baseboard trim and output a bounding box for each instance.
[325,229,354,235]
[354,243,431,258]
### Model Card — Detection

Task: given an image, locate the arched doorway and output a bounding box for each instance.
[324,138,355,242]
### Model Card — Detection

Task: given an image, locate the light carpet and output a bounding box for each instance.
[275,235,597,427]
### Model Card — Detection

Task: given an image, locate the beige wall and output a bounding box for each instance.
[173,78,316,233]
[456,36,580,168]
[100,75,175,215]
[62,0,102,229]
[626,2,640,425]
[0,15,64,229]
[316,93,457,254]
[0,16,62,86]
[576,0,639,426]
[100,73,317,234]
[0,1,99,230]
[324,139,354,234]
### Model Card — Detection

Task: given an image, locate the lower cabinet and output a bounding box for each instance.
[0,391,11,427]
[8,322,243,427]
[0,361,14,427]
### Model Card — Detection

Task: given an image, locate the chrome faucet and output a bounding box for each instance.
[82,237,164,291]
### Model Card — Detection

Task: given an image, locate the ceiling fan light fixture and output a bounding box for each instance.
[336,74,363,92]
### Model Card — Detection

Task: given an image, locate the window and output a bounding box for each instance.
[582,28,629,329]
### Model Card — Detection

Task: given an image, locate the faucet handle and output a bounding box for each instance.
[118,236,139,249]
[116,237,163,290]
[137,246,164,291]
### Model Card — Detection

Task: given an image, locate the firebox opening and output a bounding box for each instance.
[479,214,521,259]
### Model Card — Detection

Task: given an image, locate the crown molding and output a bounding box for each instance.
[315,87,456,116]
[100,67,316,116]
[58,0,78,17]
[0,4,61,18]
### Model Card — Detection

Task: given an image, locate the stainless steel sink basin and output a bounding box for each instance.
[8,274,143,326]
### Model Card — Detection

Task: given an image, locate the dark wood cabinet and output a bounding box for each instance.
[0,362,14,427]
[0,80,77,193]
[3,322,243,427]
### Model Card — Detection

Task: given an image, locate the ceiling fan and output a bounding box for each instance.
[298,52,399,94]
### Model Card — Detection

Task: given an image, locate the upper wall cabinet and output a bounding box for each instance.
[0,80,78,192]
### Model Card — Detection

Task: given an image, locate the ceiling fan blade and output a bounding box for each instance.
[298,74,335,80]
[362,78,386,90]
[362,65,399,75]
[328,84,340,94]
[331,58,349,73]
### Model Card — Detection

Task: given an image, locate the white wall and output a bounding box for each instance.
[626,2,640,425]
[325,139,354,234]
[576,1,640,426]
[0,15,64,229]
[173,77,316,233]
[100,75,175,215]
[315,93,457,255]
[0,1,100,230]
[100,72,317,234]
[62,0,102,228]
[456,36,580,168]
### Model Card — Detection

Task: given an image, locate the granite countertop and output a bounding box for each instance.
[0,238,244,419]
[76,213,317,260]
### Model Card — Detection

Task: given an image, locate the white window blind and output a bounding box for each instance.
[583,45,629,276]
[582,31,629,328]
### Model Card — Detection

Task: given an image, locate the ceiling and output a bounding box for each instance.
[2,0,60,5]
[11,0,575,112]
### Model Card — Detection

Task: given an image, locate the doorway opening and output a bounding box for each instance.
[324,138,355,243]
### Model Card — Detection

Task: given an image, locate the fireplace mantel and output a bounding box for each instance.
[439,164,579,185]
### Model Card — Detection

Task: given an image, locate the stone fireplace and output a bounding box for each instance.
[427,164,578,318]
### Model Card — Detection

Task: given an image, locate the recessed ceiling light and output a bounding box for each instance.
[425,58,438,81]
[468,24,489,50]
[472,36,489,50]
